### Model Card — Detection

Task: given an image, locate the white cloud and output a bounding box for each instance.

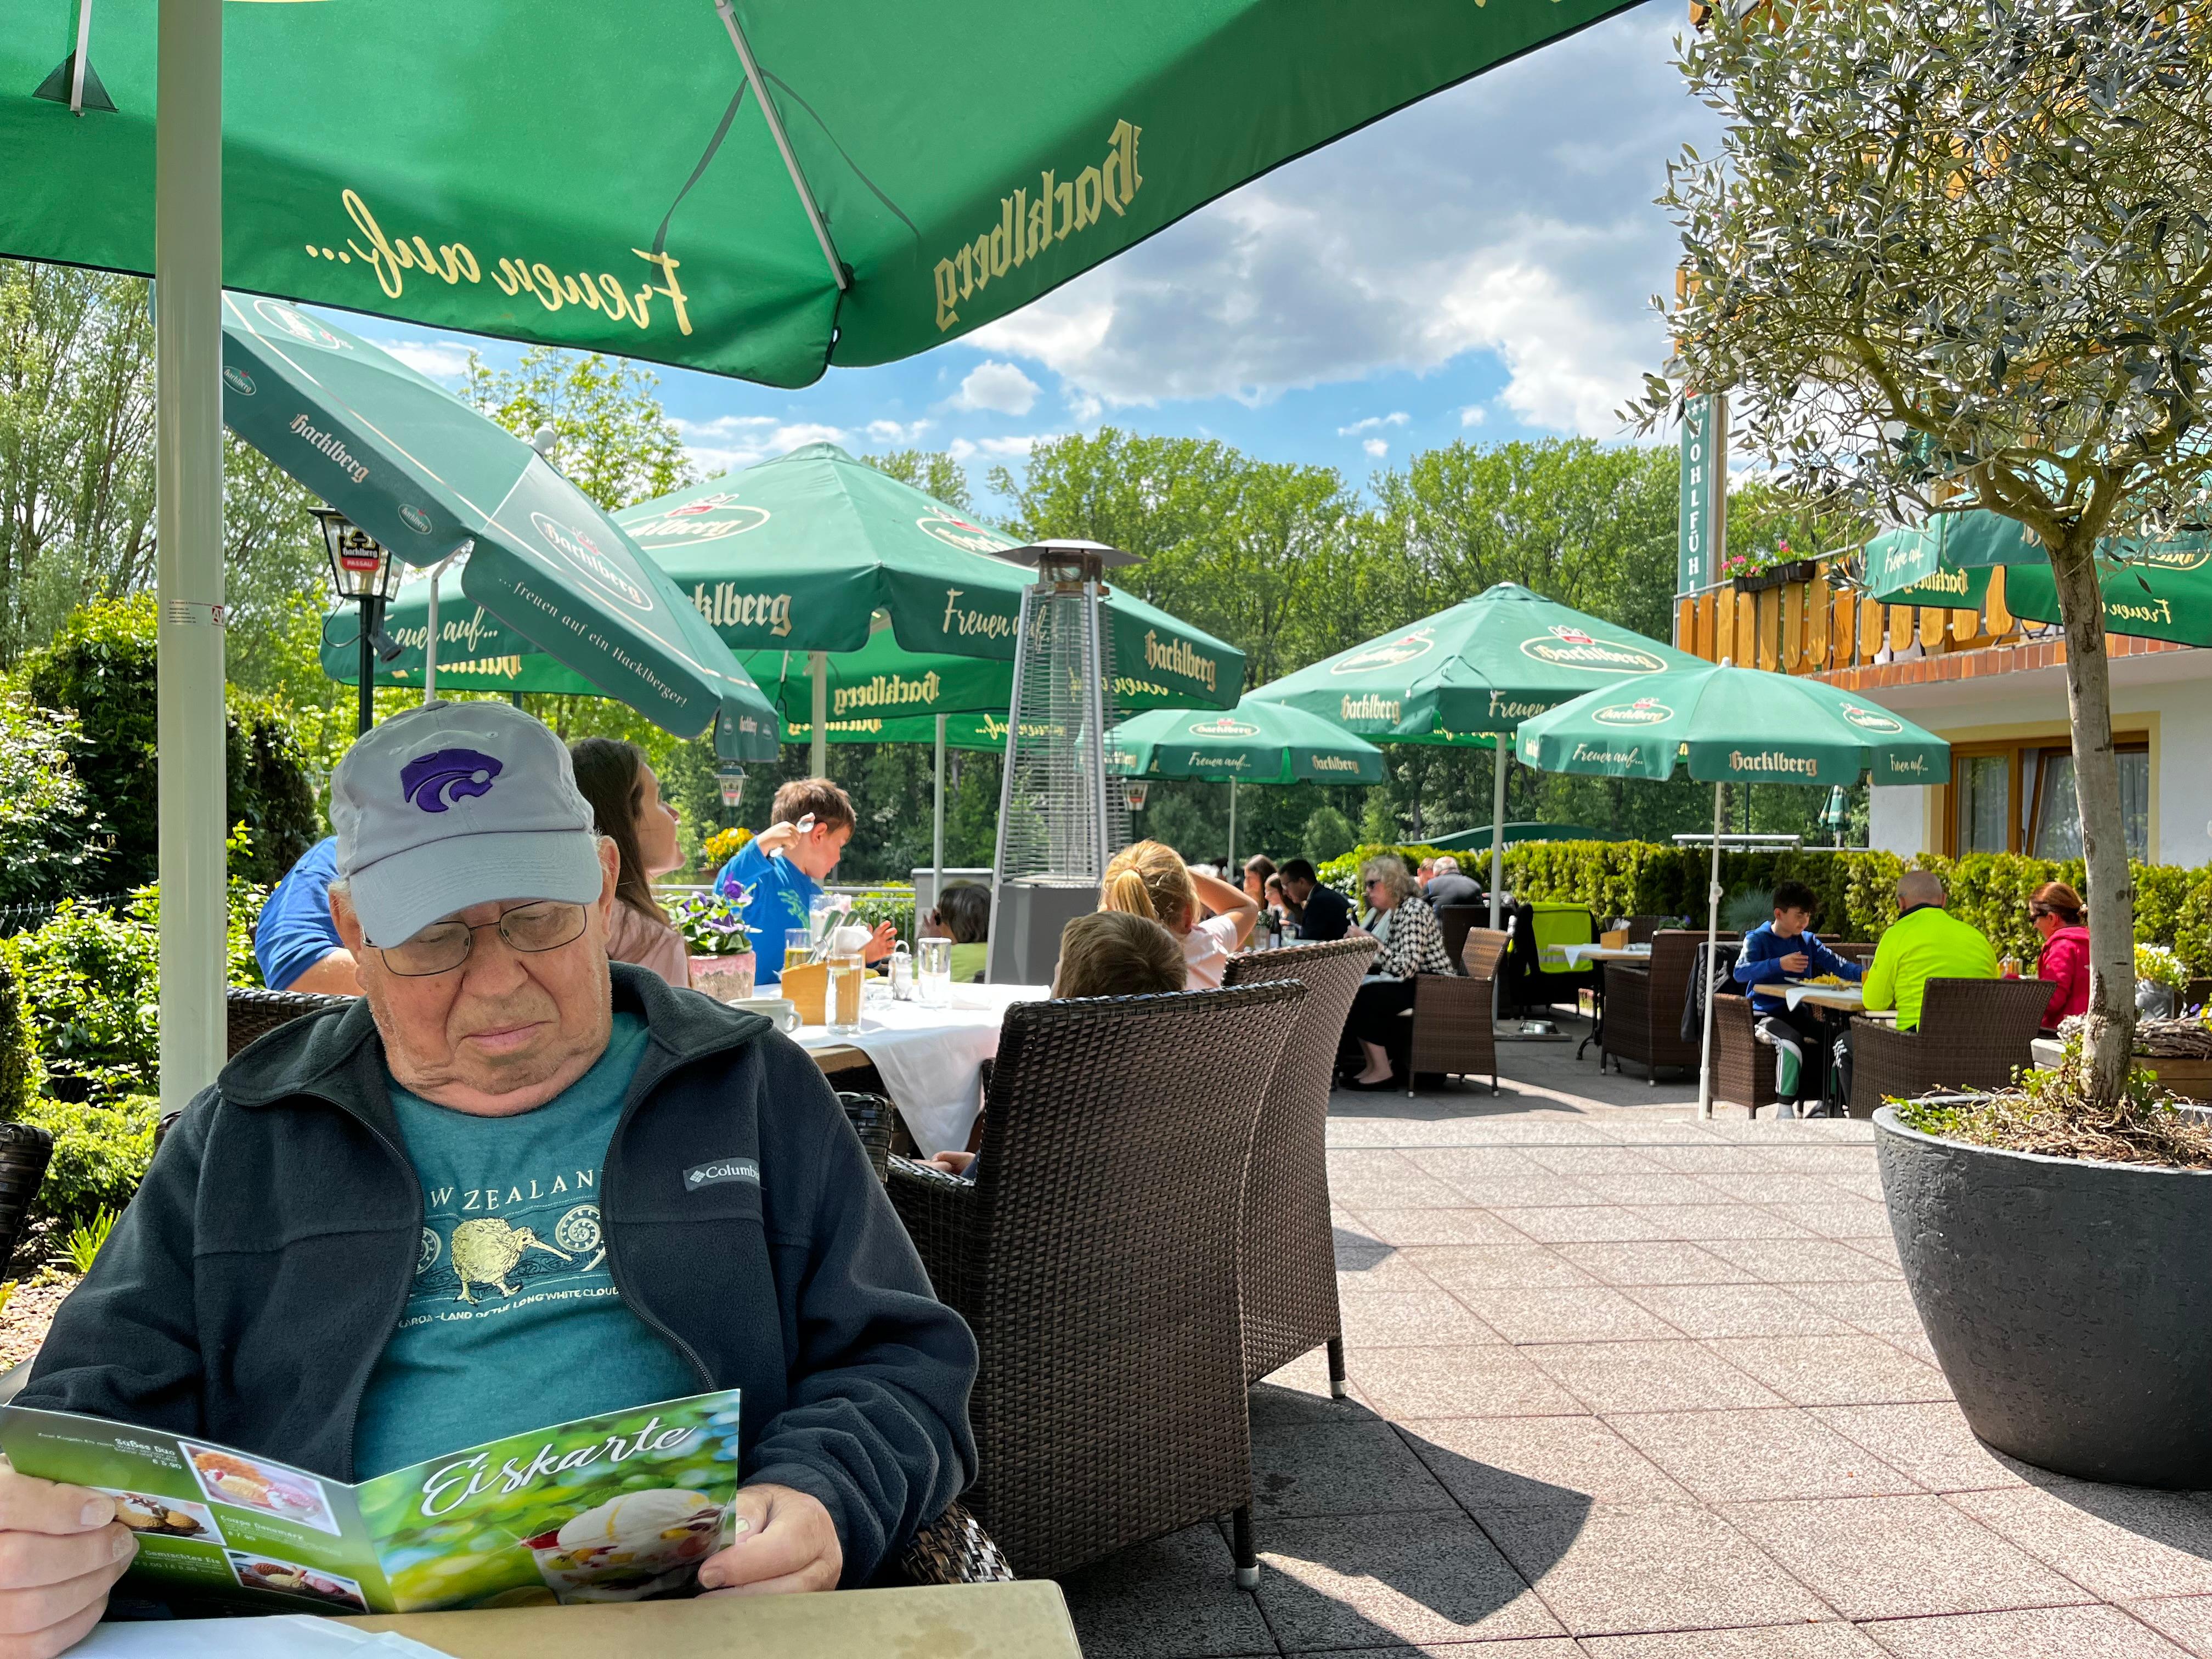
[950,360,1042,416]
[675,415,845,476]
[864,418,933,444]
[1459,405,1488,427]
[947,434,1056,464]
[967,9,1713,437]
[1338,413,1410,436]
[381,340,474,382]
[1362,438,1390,459]
[1065,388,1104,424]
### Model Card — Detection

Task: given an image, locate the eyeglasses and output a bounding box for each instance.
[376,901,589,977]
[2030,906,2052,918]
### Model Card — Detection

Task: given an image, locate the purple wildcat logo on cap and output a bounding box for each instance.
[400,748,504,813]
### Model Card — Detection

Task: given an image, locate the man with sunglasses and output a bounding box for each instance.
[4,702,976,1649]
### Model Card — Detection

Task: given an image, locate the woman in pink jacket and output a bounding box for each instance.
[2030,881,2091,1031]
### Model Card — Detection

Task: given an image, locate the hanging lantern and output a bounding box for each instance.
[1122,780,1149,811]
[718,762,746,808]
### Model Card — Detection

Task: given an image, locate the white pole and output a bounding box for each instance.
[1227,779,1237,874]
[932,712,946,915]
[1488,734,1509,930]
[420,548,462,703]
[1697,780,1724,1120]
[809,650,828,778]
[154,0,225,1121]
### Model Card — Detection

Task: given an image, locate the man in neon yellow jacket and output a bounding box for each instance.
[1863,869,2000,1031]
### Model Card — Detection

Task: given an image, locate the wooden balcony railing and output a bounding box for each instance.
[1671,562,2040,676]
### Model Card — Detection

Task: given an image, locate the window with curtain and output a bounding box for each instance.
[2030,747,2149,861]
[1955,753,2011,854]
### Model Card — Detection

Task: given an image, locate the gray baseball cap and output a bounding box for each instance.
[330,700,605,948]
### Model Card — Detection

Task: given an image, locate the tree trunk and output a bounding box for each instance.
[2044,533,2137,1102]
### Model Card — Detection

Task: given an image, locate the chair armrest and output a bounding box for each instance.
[898,1500,1014,1585]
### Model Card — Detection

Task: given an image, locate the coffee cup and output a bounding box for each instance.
[728,996,800,1034]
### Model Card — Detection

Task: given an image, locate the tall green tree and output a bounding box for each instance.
[864,450,975,513]
[464,346,691,511]
[1632,0,2212,1098]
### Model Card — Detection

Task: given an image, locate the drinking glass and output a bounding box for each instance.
[826,948,865,1034]
[916,938,952,1007]
[784,928,814,978]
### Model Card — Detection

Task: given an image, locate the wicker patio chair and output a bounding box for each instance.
[0,1122,53,1274]
[1709,943,1875,1113]
[1602,929,1736,1083]
[886,983,1302,1585]
[1433,904,1488,974]
[1620,914,1672,945]
[1224,936,1379,1395]
[225,985,355,1058]
[1847,976,2052,1118]
[1401,927,1508,1098]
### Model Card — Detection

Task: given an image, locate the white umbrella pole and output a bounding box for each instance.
[1697,781,1723,1120]
[420,548,461,703]
[932,713,947,918]
[1227,779,1237,873]
[1488,736,1508,930]
[809,650,828,778]
[154,0,225,1120]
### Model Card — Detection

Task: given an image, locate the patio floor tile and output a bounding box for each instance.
[1057,1520,1279,1658]
[1351,1208,1539,1247]
[1449,1288,1685,1346]
[1338,1254,1445,1296]
[1701,1239,1904,1282]
[1297,1642,1587,1657]
[1696,1172,1867,1204]
[1517,1147,1670,1176]
[1581,1624,1888,1657]
[1346,1345,1586,1420]
[1762,1199,1894,1238]
[1485,1501,1832,1635]
[1949,1482,2212,1600]
[1606,1407,1920,1501]
[1809,1403,2027,1492]
[1700,1336,1949,1406]
[1860,1605,2191,1657]
[1637,1144,1787,1173]
[1572,1174,1734,1205]
[1338,1291,1505,1348]
[1622,1204,1815,1241]
[1252,1418,1459,1521]
[1402,1245,1600,1291]
[1251,1358,1370,1425]
[1619,1284,1854,1340]
[1325,1152,1474,1210]
[2127,1596,2212,1657]
[1552,1240,1757,1286]
[1784,1281,1927,1333]
[1489,1206,1681,1244]
[1721,1493,2092,1620]
[1521,1339,1786,1413]
[1401,1414,1692,1513]
[1256,1511,1566,1651]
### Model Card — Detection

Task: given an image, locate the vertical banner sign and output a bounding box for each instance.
[1677,393,1714,596]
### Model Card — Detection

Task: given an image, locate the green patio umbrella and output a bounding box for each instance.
[1108,702,1383,870]
[226,294,779,759]
[1,0,1634,385]
[1249,583,1707,923]
[1514,663,1950,1117]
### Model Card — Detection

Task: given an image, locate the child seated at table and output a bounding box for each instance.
[922,881,992,983]
[1733,878,1862,1114]
[922,912,1187,1178]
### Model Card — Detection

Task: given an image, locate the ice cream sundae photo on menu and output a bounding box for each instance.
[181,1444,340,1534]
[524,1487,724,1602]
[225,1553,370,1612]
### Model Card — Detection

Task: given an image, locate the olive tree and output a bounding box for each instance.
[1631,0,2212,1098]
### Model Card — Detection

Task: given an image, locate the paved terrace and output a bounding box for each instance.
[1059,1022,2212,1658]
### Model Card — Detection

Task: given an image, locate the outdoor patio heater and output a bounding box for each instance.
[985,540,1137,984]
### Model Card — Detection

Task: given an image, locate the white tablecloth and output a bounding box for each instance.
[791,983,1048,1156]
[1559,944,1651,968]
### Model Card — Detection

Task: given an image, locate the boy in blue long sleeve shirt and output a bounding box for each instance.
[713,778,896,987]
[1733,880,1861,1111]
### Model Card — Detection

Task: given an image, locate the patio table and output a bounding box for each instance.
[1753,982,1892,1113]
[1566,945,1651,1060]
[791,983,1047,1156]
[342,1582,1078,1657]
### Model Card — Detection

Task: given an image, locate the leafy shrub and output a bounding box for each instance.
[0,946,36,1122]
[18,1094,156,1228]
[850,887,917,946]
[0,900,158,1107]
[1301,806,1358,864]
[1316,844,1447,897]
[0,692,109,915]
[53,1206,121,1274]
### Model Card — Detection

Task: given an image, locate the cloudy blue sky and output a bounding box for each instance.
[345,1,1717,511]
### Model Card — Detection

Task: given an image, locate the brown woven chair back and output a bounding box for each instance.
[890,982,1301,1579]
[226,986,356,1059]
[1462,927,1510,981]
[1433,905,1487,973]
[1623,915,1672,945]
[1916,975,2053,1069]
[1224,936,1378,1384]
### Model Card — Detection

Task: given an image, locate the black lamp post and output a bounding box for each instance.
[313,507,404,736]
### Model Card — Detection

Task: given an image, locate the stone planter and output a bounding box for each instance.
[1875,1102,2212,1486]
[689,951,756,1000]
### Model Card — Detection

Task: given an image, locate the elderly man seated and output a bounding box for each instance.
[1835,868,1999,1106]
[2,702,976,1650]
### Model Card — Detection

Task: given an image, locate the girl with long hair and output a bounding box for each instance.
[1099,839,1258,990]
[568,737,691,989]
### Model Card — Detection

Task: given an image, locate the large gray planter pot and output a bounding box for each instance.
[1875,1104,2212,1486]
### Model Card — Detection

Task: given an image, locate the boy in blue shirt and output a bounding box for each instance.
[253,837,361,994]
[1732,879,1861,1114]
[713,778,896,987]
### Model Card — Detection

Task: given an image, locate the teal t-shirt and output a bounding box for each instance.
[352,1013,703,1479]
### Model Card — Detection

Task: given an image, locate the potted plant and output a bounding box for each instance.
[1875,1043,2212,1487]
[2136,943,2192,1020]
[669,886,755,1001]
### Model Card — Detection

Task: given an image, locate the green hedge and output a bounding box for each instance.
[1317,844,1448,896]
[19,1093,157,1228]
[1495,841,2212,972]
[0,945,36,1121]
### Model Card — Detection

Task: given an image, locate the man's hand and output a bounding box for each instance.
[1780,951,1810,974]
[0,1460,138,1657]
[861,921,899,964]
[698,1483,841,1597]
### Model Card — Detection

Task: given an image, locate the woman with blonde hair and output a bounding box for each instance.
[1344,854,1453,1089]
[1100,839,1259,990]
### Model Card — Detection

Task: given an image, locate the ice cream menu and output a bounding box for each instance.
[0,1390,741,1615]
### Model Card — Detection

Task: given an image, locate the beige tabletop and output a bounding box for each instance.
[1754,981,1866,1012]
[342,1582,1079,1658]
